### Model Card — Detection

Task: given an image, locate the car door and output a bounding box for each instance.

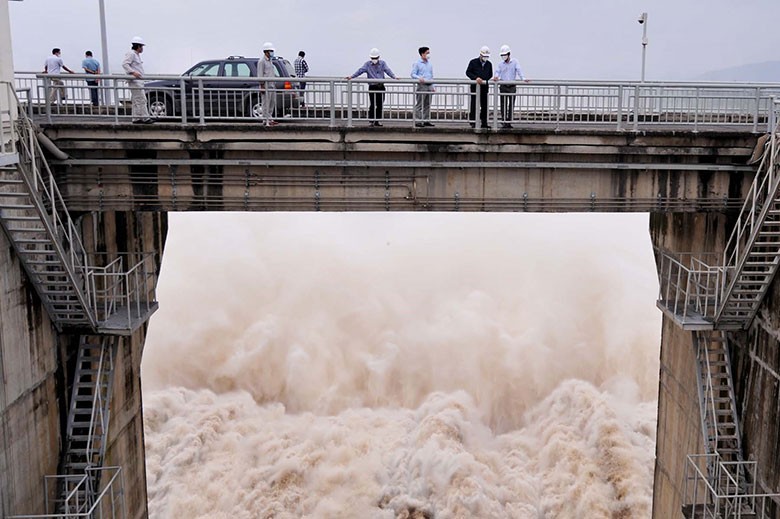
[186,61,221,116]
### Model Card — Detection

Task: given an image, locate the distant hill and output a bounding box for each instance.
[697,61,780,83]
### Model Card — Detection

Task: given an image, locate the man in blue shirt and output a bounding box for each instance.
[81,51,101,106]
[411,46,434,127]
[493,45,528,128]
[347,48,397,126]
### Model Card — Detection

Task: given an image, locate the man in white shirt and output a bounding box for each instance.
[492,45,529,129]
[258,42,278,127]
[43,48,75,105]
[122,36,154,124]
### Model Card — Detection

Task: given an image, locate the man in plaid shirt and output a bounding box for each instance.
[294,51,309,107]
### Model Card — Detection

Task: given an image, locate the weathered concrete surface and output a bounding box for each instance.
[0,215,61,516]
[650,211,780,518]
[44,124,758,212]
[0,210,166,518]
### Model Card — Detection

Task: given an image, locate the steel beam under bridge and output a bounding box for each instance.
[44,123,759,213]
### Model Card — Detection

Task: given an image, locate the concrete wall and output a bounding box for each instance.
[0,210,167,518]
[0,215,61,516]
[650,211,780,518]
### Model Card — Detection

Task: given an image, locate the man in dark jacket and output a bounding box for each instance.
[466,46,493,128]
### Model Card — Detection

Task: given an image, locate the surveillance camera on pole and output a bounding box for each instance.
[638,12,648,82]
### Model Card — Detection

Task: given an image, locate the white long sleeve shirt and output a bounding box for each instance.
[122,50,144,77]
[495,58,525,81]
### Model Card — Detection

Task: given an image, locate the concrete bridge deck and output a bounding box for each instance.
[43,122,759,213]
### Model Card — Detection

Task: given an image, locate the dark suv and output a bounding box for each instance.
[145,56,301,119]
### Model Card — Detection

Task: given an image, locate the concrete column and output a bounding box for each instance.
[0,0,14,83]
[0,0,17,151]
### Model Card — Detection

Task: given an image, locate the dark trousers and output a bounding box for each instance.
[368,83,386,121]
[469,83,489,127]
[500,84,516,121]
[86,79,99,106]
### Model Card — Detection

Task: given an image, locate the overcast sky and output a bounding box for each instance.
[7,0,780,81]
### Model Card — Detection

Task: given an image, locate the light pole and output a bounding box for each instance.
[98,0,109,75]
[638,12,648,82]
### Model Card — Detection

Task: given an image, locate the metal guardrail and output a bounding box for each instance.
[13,72,780,131]
[683,454,779,518]
[655,251,728,327]
[8,467,126,519]
[87,253,158,329]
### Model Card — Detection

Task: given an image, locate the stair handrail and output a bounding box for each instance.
[717,99,780,323]
[7,83,97,327]
[84,342,109,470]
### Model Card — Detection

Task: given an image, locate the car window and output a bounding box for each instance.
[227,62,253,77]
[282,60,295,77]
[187,62,221,76]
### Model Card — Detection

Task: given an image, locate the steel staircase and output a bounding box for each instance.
[716,121,780,329]
[0,89,96,330]
[0,83,158,336]
[57,335,119,513]
[693,331,744,463]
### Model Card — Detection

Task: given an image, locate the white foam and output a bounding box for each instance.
[142,213,660,517]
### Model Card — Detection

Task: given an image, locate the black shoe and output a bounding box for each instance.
[424,122,434,127]
[142,118,156,124]
[469,122,475,128]
[415,123,425,127]
[132,119,144,124]
[502,123,513,129]
[374,121,383,127]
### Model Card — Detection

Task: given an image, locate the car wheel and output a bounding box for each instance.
[147,92,172,118]
[244,93,263,119]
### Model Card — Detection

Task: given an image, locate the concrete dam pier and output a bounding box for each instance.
[2,91,780,516]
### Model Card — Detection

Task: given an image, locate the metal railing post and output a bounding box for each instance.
[491,82,499,131]
[633,85,640,131]
[347,80,353,128]
[616,85,624,131]
[43,76,52,124]
[753,87,760,133]
[474,82,481,130]
[180,78,187,124]
[113,79,120,124]
[197,78,206,125]
[329,80,336,128]
[694,87,700,133]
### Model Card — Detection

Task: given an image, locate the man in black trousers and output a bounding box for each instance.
[466,46,493,128]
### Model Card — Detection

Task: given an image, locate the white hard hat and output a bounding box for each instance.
[262,42,275,52]
[131,36,145,46]
[479,46,490,57]
[369,48,381,59]
[500,45,511,55]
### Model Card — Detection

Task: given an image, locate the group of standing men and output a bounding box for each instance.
[43,37,153,123]
[346,45,527,128]
[43,48,102,107]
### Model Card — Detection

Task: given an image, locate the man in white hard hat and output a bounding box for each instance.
[493,44,528,129]
[346,48,398,126]
[122,36,154,123]
[258,42,278,127]
[466,46,493,129]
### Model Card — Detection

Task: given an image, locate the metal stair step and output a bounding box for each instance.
[1,215,40,221]
[0,204,34,210]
